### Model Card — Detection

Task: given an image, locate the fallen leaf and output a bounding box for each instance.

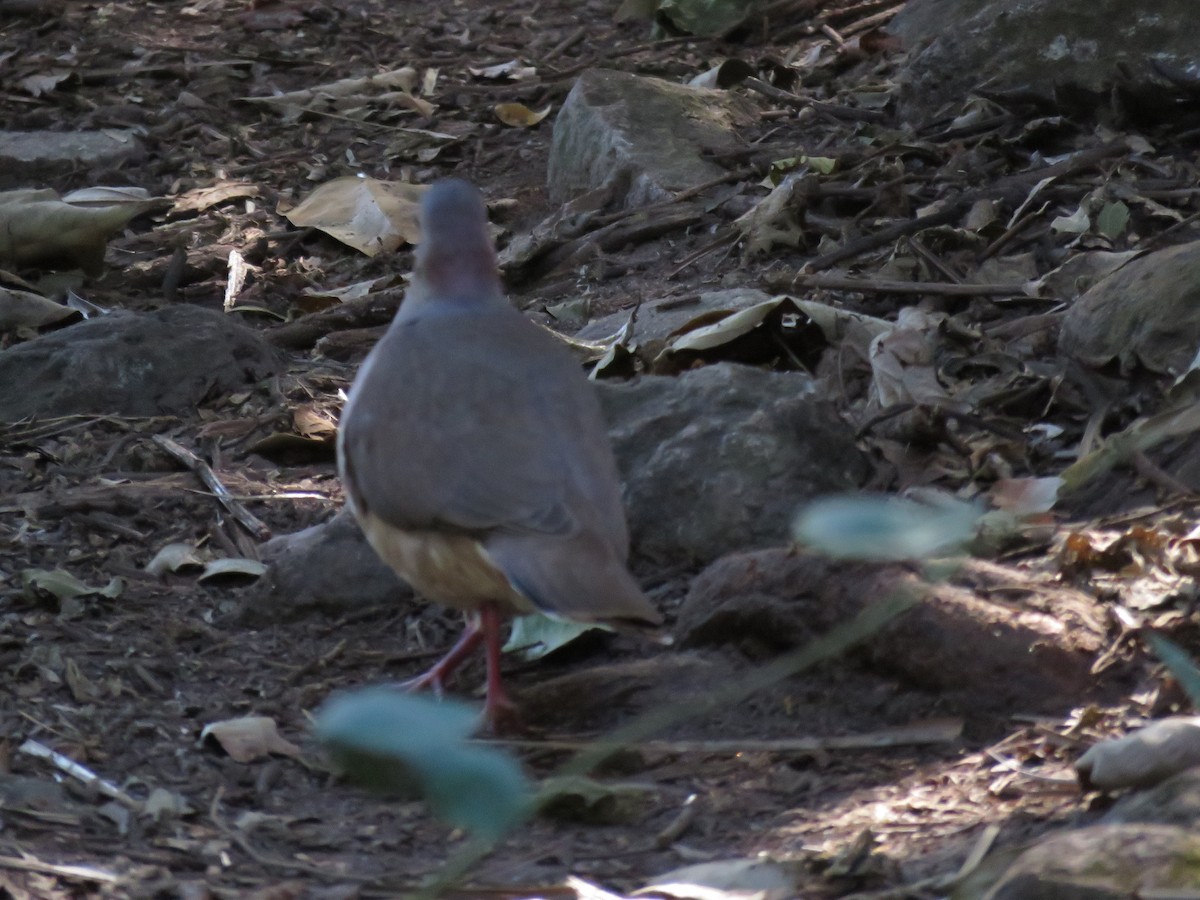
[0,286,77,332]
[172,181,261,214]
[494,102,552,127]
[504,614,600,661]
[0,188,160,275]
[636,857,802,900]
[22,568,123,603]
[284,177,426,256]
[145,543,205,577]
[197,558,268,582]
[200,716,301,763]
[469,60,536,81]
[988,476,1063,515]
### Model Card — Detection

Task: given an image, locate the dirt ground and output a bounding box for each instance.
[2,0,1199,897]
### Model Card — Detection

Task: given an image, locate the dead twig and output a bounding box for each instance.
[151,435,272,541]
[491,718,963,755]
[19,739,142,811]
[0,853,118,885]
[803,140,1130,271]
[743,77,890,124]
[208,786,354,881]
[781,271,1026,297]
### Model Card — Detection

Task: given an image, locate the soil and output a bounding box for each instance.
[2,0,1199,897]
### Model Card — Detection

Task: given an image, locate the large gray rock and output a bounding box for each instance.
[253,363,868,617]
[1106,767,1200,828]
[243,508,408,624]
[972,824,1200,900]
[674,549,1098,713]
[889,0,1200,119]
[548,69,755,208]
[0,130,142,188]
[1059,241,1200,375]
[0,305,286,420]
[597,363,869,567]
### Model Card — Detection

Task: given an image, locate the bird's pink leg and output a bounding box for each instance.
[399,615,484,697]
[479,602,522,733]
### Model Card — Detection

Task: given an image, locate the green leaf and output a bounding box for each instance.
[1145,633,1200,709]
[792,494,982,561]
[503,613,600,660]
[765,155,837,185]
[1096,201,1130,240]
[657,0,757,36]
[21,568,123,601]
[315,689,531,841]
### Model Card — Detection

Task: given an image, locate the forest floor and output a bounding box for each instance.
[2,0,1199,897]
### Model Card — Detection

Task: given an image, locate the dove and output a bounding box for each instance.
[337,178,662,731]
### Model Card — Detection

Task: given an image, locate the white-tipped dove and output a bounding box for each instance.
[337,178,662,731]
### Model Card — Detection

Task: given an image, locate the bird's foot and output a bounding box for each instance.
[479,690,526,736]
[390,621,485,698]
[393,668,447,698]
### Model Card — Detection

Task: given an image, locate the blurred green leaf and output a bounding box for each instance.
[792,494,982,561]
[315,689,531,841]
[1146,633,1200,708]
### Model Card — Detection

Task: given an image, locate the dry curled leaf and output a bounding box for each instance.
[284,177,426,256]
[0,188,160,275]
[494,102,552,128]
[200,716,301,763]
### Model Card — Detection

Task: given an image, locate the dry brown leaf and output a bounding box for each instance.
[0,286,77,331]
[494,102,552,128]
[200,716,301,763]
[293,404,337,439]
[869,308,952,408]
[172,181,261,214]
[284,177,426,256]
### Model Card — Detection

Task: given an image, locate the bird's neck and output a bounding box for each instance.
[403,240,506,314]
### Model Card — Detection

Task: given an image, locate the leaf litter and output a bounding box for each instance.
[3,0,1200,895]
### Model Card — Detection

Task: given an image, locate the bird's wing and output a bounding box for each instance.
[339,309,625,546]
[486,527,663,625]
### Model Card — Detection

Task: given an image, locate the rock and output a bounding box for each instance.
[1106,767,1200,827]
[547,69,755,208]
[889,0,1200,119]
[242,508,409,624]
[0,305,285,420]
[675,550,840,658]
[1076,718,1200,792]
[0,130,143,187]
[1059,241,1200,375]
[976,824,1200,900]
[255,362,866,619]
[517,653,730,731]
[676,549,1099,714]
[596,363,869,567]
